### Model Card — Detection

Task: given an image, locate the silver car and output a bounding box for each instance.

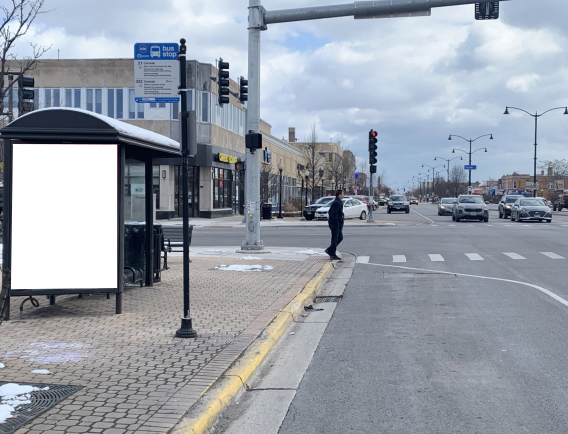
[387,195,410,213]
[452,195,489,222]
[438,197,457,215]
[510,197,552,223]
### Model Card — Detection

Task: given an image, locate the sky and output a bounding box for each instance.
[12,0,568,191]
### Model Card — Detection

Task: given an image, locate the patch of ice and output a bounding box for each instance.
[294,250,322,255]
[206,250,226,253]
[31,369,50,375]
[384,223,395,226]
[214,264,273,272]
[0,383,49,423]
[0,363,4,369]
[241,256,262,260]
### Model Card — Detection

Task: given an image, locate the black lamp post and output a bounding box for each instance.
[277,160,284,218]
[504,106,568,197]
[434,155,463,182]
[319,168,325,197]
[304,170,309,205]
[449,134,492,192]
[422,164,444,198]
[418,172,428,199]
[298,165,305,215]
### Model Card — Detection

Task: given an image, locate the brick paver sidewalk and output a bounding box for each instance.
[0,253,327,434]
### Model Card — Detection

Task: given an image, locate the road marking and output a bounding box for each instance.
[541,252,565,260]
[465,253,484,261]
[356,256,370,264]
[431,224,439,227]
[487,225,494,227]
[393,255,407,263]
[361,262,568,310]
[410,208,435,224]
[428,254,444,262]
[449,224,456,227]
[503,252,526,260]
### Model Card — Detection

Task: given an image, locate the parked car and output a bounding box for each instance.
[377,196,387,206]
[499,194,524,219]
[510,197,552,223]
[438,197,457,215]
[387,195,410,213]
[409,197,418,205]
[303,196,335,220]
[452,195,489,222]
[352,195,375,210]
[553,194,568,211]
[315,198,368,220]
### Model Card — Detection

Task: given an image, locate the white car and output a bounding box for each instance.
[316,198,368,220]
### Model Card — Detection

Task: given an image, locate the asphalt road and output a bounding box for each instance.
[206,204,568,433]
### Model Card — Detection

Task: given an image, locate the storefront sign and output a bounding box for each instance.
[554,180,565,191]
[216,153,238,164]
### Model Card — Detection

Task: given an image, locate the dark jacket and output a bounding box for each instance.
[328,197,344,226]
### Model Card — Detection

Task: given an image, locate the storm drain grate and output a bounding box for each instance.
[0,382,82,434]
[315,296,342,303]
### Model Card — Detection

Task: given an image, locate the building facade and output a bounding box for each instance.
[4,58,303,218]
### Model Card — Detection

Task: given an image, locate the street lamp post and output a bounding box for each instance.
[304,170,309,206]
[504,106,568,197]
[277,160,284,218]
[449,134,493,192]
[422,164,445,198]
[413,176,422,199]
[419,172,429,200]
[434,155,463,182]
[298,166,305,216]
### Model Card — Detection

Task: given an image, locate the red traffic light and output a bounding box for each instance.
[370,130,378,137]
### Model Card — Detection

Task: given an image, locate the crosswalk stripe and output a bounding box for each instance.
[541,252,565,260]
[428,254,445,262]
[393,255,407,263]
[356,256,370,264]
[465,253,484,261]
[503,252,526,260]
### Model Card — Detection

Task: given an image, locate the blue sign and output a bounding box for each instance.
[354,172,359,179]
[464,165,477,170]
[134,43,179,60]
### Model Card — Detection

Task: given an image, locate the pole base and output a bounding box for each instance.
[175,317,197,338]
[366,219,375,223]
[277,215,284,219]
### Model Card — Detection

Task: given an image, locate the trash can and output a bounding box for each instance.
[262,203,272,220]
[153,224,163,282]
[124,222,146,285]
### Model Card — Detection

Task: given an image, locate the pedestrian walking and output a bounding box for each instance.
[325,189,344,260]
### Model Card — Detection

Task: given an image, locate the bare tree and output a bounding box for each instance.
[302,124,326,202]
[260,162,278,204]
[1,1,51,118]
[448,166,467,197]
[539,159,568,201]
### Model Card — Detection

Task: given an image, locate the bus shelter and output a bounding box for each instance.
[0,108,181,319]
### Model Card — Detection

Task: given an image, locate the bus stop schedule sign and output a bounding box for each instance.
[134,43,180,103]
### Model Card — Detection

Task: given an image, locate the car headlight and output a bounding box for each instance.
[506,205,511,209]
[440,206,445,209]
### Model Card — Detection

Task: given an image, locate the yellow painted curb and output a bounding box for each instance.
[172,261,334,434]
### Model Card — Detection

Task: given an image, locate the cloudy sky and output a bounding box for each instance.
[14,0,568,191]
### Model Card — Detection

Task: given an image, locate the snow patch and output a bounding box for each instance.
[0,383,49,423]
[31,369,51,375]
[283,250,325,256]
[0,363,5,369]
[214,265,273,272]
[241,256,262,260]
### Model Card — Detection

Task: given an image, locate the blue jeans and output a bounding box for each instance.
[328,224,343,256]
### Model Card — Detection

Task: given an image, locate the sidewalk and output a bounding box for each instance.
[0,247,333,434]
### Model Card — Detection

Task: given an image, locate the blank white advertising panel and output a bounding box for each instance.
[11,144,118,290]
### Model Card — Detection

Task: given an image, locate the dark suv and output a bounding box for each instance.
[499,194,523,219]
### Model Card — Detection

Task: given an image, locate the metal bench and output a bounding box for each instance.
[161,226,194,269]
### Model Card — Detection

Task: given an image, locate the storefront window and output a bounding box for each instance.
[213,168,233,209]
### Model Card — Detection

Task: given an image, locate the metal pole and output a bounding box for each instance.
[175,38,197,339]
[534,114,538,197]
[367,172,374,223]
[300,177,304,215]
[468,139,472,191]
[242,0,263,250]
[305,176,308,205]
[8,74,14,122]
[278,169,283,218]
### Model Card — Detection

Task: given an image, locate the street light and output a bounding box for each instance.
[298,165,305,215]
[422,164,445,198]
[504,106,568,197]
[449,134,492,192]
[418,172,429,200]
[277,160,284,218]
[434,155,463,182]
[304,169,309,206]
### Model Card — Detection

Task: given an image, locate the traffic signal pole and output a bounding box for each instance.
[244,0,512,248]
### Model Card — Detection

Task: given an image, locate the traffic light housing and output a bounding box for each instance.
[239,77,248,103]
[475,2,499,20]
[368,129,378,173]
[218,58,230,106]
[18,75,35,115]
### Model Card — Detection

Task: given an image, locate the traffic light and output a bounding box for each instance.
[239,77,248,103]
[18,75,35,115]
[475,2,499,20]
[368,129,378,173]
[217,58,230,106]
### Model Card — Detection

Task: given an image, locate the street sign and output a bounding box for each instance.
[134,43,180,103]
[354,172,359,179]
[464,165,477,170]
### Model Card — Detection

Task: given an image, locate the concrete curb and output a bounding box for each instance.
[171,261,335,434]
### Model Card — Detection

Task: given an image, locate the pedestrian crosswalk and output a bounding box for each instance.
[380,251,567,263]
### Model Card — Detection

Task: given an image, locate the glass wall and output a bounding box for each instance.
[174,166,199,218]
[212,168,233,209]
